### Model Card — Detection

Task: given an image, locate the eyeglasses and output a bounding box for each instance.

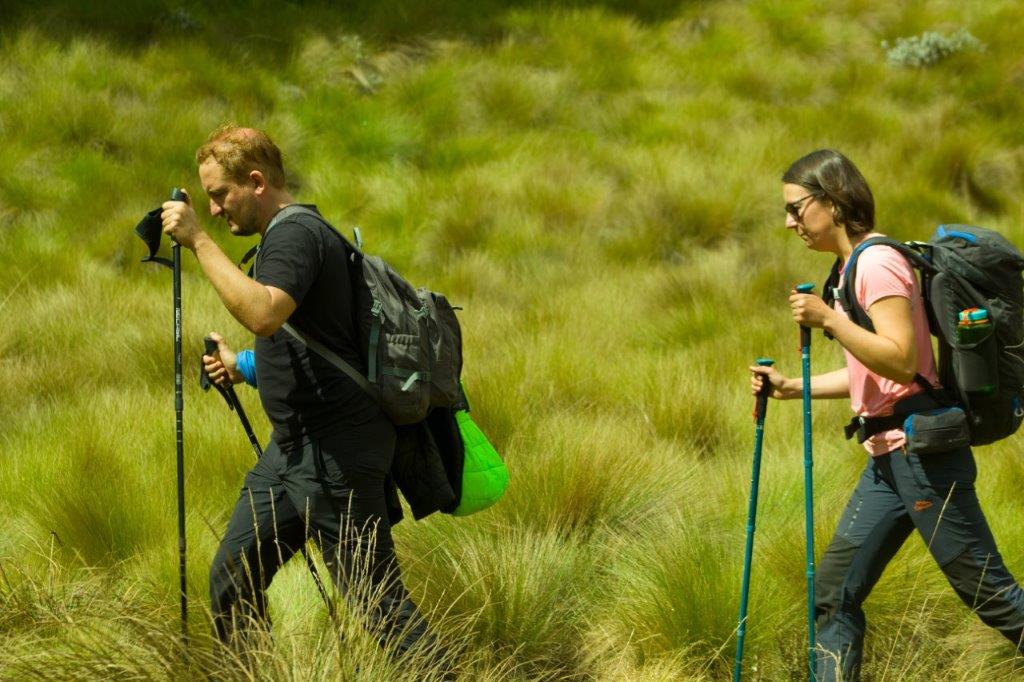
[785,193,819,221]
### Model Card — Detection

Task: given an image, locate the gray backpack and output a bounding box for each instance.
[823,225,1024,445]
[267,206,463,425]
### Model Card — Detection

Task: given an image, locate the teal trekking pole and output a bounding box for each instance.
[796,282,816,680]
[733,358,774,682]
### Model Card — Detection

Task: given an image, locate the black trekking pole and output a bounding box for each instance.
[134,188,189,646]
[733,358,774,682]
[199,337,335,619]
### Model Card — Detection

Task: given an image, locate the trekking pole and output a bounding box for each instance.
[200,337,335,619]
[737,356,774,679]
[733,357,774,682]
[796,282,816,681]
[133,187,191,645]
[170,187,189,646]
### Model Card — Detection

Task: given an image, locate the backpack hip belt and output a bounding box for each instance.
[843,384,954,444]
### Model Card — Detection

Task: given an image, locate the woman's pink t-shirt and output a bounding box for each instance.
[835,239,940,455]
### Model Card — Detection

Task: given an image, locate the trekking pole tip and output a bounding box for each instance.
[795,283,815,294]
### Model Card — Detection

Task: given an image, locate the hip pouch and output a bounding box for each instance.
[903,407,971,455]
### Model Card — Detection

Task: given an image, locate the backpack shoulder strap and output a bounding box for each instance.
[821,258,843,340]
[239,205,342,274]
[266,204,319,234]
[281,322,378,399]
[267,204,363,255]
[265,205,377,401]
[832,236,932,334]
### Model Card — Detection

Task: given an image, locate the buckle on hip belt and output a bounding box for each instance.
[844,415,867,442]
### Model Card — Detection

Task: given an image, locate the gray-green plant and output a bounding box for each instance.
[882,28,984,68]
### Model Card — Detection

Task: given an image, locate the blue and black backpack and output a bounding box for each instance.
[822,225,1024,446]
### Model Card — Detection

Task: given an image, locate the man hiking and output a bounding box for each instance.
[160,125,439,657]
[750,149,1024,680]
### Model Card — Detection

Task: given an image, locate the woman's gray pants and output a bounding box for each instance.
[815,446,1024,681]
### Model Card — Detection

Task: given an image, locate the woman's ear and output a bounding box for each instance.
[827,200,843,229]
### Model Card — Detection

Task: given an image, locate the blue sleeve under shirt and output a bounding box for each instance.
[236,349,257,387]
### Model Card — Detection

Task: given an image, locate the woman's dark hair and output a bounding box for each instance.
[782,149,874,235]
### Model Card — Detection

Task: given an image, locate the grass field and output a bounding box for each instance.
[2,0,1024,679]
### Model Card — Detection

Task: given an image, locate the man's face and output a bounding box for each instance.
[199,159,260,237]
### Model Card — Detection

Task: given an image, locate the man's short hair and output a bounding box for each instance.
[196,125,287,189]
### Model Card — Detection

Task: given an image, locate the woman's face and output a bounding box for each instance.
[783,182,840,252]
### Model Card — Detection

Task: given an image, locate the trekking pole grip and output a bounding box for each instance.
[202,336,234,409]
[753,358,774,422]
[755,358,774,398]
[796,283,815,348]
[169,188,187,250]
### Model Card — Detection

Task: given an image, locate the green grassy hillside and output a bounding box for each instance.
[2,1,1024,679]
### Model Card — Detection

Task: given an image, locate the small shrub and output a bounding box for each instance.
[882,29,983,68]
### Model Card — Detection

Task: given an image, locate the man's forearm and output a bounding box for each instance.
[191,233,272,334]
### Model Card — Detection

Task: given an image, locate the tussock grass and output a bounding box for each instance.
[3,0,1024,679]
[401,521,598,678]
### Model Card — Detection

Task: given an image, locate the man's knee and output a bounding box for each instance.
[209,544,267,610]
[210,543,276,643]
[210,546,236,606]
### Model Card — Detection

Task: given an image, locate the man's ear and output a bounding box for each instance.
[249,169,267,195]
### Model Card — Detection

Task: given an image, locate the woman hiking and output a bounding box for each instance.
[750,149,1024,680]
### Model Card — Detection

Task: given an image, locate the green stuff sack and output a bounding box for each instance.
[452,409,509,516]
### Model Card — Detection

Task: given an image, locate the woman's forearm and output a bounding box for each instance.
[780,368,849,399]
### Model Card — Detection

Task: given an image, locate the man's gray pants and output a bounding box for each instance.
[209,418,432,655]
[815,446,1024,681]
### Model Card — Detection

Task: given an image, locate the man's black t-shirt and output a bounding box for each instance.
[253,205,382,445]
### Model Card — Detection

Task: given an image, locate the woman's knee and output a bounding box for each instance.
[816,535,860,609]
